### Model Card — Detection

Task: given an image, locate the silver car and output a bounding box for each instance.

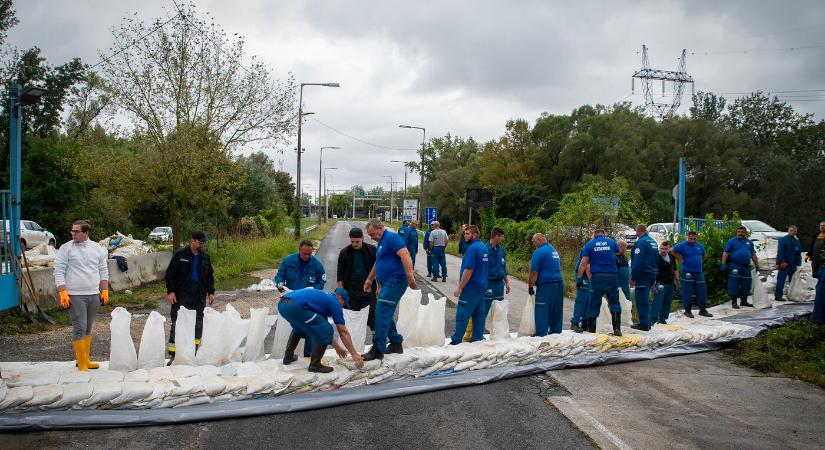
[148,226,173,243]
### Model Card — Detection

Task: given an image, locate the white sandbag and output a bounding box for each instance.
[242,307,272,362]
[269,314,293,360]
[415,294,446,347]
[171,306,197,366]
[343,306,370,353]
[109,382,155,405]
[489,299,510,340]
[19,384,63,409]
[751,270,771,309]
[788,264,816,302]
[137,311,167,369]
[43,383,93,410]
[147,366,174,382]
[396,288,422,338]
[124,369,149,383]
[167,377,204,397]
[90,369,124,383]
[57,371,91,384]
[518,295,536,337]
[168,365,199,379]
[0,385,33,411]
[221,304,250,364]
[194,308,225,366]
[108,307,138,372]
[200,376,228,397]
[79,382,122,407]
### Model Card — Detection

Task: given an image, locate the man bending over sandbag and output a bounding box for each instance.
[279,287,364,372]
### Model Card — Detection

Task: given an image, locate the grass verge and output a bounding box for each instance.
[724,318,825,388]
[0,309,72,334]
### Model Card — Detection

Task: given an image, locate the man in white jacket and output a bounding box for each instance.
[53,220,109,371]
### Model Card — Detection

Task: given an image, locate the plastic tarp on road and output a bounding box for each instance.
[0,302,813,431]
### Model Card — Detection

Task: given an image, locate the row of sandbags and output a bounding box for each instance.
[761,262,817,302]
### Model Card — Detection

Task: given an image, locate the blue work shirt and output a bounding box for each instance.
[274,252,326,290]
[397,225,409,244]
[531,242,563,284]
[406,227,419,254]
[574,248,587,283]
[281,288,345,325]
[375,229,407,285]
[460,239,488,291]
[723,237,755,265]
[776,234,802,268]
[486,242,508,280]
[423,229,431,250]
[458,237,469,255]
[582,235,620,274]
[672,241,706,273]
[191,253,200,281]
[631,233,659,279]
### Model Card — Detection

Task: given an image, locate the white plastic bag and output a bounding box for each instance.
[343,307,370,353]
[751,270,771,309]
[137,311,167,369]
[221,304,250,364]
[517,295,536,337]
[194,308,225,366]
[788,264,815,302]
[396,288,422,338]
[109,307,138,372]
[489,299,510,340]
[270,314,295,360]
[415,294,446,347]
[171,306,197,366]
[243,307,272,362]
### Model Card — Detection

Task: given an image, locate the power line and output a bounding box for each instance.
[89,13,178,69]
[307,116,419,152]
[716,89,825,95]
[686,23,825,47]
[690,42,825,56]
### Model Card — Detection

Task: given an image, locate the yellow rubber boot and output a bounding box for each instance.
[73,339,88,372]
[463,318,473,342]
[84,335,99,369]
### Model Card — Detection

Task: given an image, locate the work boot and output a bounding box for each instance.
[739,297,753,307]
[684,308,694,318]
[442,276,447,282]
[630,323,650,331]
[282,331,301,365]
[698,309,714,317]
[73,339,88,372]
[386,341,404,354]
[431,276,439,282]
[588,318,598,333]
[362,346,384,361]
[307,343,333,373]
[571,323,584,333]
[775,297,786,302]
[610,312,622,336]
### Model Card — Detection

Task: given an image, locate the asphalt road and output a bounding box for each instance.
[0,221,592,449]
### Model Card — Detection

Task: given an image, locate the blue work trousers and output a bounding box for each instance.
[727,262,752,299]
[571,279,590,326]
[372,280,408,352]
[813,266,825,324]
[431,246,447,277]
[277,301,334,346]
[680,270,707,309]
[586,273,621,319]
[633,273,656,327]
[484,279,505,317]
[774,266,796,300]
[618,266,631,302]
[535,281,564,336]
[452,289,487,344]
[650,282,674,324]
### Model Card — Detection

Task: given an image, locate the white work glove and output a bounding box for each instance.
[276,282,286,293]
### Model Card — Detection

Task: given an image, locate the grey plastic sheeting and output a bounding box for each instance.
[0,303,813,431]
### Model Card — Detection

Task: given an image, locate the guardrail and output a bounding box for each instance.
[284,224,320,234]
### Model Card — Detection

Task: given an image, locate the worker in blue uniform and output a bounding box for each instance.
[630,224,659,331]
[616,240,631,302]
[721,226,760,308]
[361,219,418,361]
[571,246,589,333]
[775,225,802,301]
[458,224,469,255]
[278,287,364,372]
[529,233,564,336]
[578,228,623,335]
[671,231,713,318]
[274,239,326,356]
[423,222,434,278]
[397,220,410,248]
[451,225,489,344]
[650,240,678,324]
[484,227,511,319]
[405,220,419,269]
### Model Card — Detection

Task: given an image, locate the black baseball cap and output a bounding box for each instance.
[349,227,364,238]
[191,231,207,242]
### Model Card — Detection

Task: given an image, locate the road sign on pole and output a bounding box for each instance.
[403,199,418,221]
[425,207,437,225]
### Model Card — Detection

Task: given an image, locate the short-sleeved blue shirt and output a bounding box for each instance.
[723,237,755,265]
[375,229,407,285]
[672,241,706,272]
[282,287,345,325]
[575,248,587,282]
[531,242,563,283]
[486,242,507,281]
[582,235,620,274]
[460,239,489,292]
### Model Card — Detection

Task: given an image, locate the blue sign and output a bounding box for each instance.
[404,215,413,221]
[425,207,437,224]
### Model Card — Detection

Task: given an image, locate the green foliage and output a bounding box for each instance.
[726,318,825,388]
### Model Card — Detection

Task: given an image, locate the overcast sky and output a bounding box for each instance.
[9,0,825,197]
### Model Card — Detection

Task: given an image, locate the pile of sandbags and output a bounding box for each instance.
[23,243,57,267]
[99,232,153,257]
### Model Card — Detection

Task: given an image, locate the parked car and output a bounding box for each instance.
[614,223,637,248]
[648,222,678,244]
[740,220,784,244]
[2,220,56,249]
[148,226,173,243]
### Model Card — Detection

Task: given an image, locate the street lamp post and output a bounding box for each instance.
[398,125,426,221]
[303,183,314,217]
[381,175,393,222]
[390,160,409,220]
[319,146,340,225]
[324,167,338,221]
[294,82,340,238]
